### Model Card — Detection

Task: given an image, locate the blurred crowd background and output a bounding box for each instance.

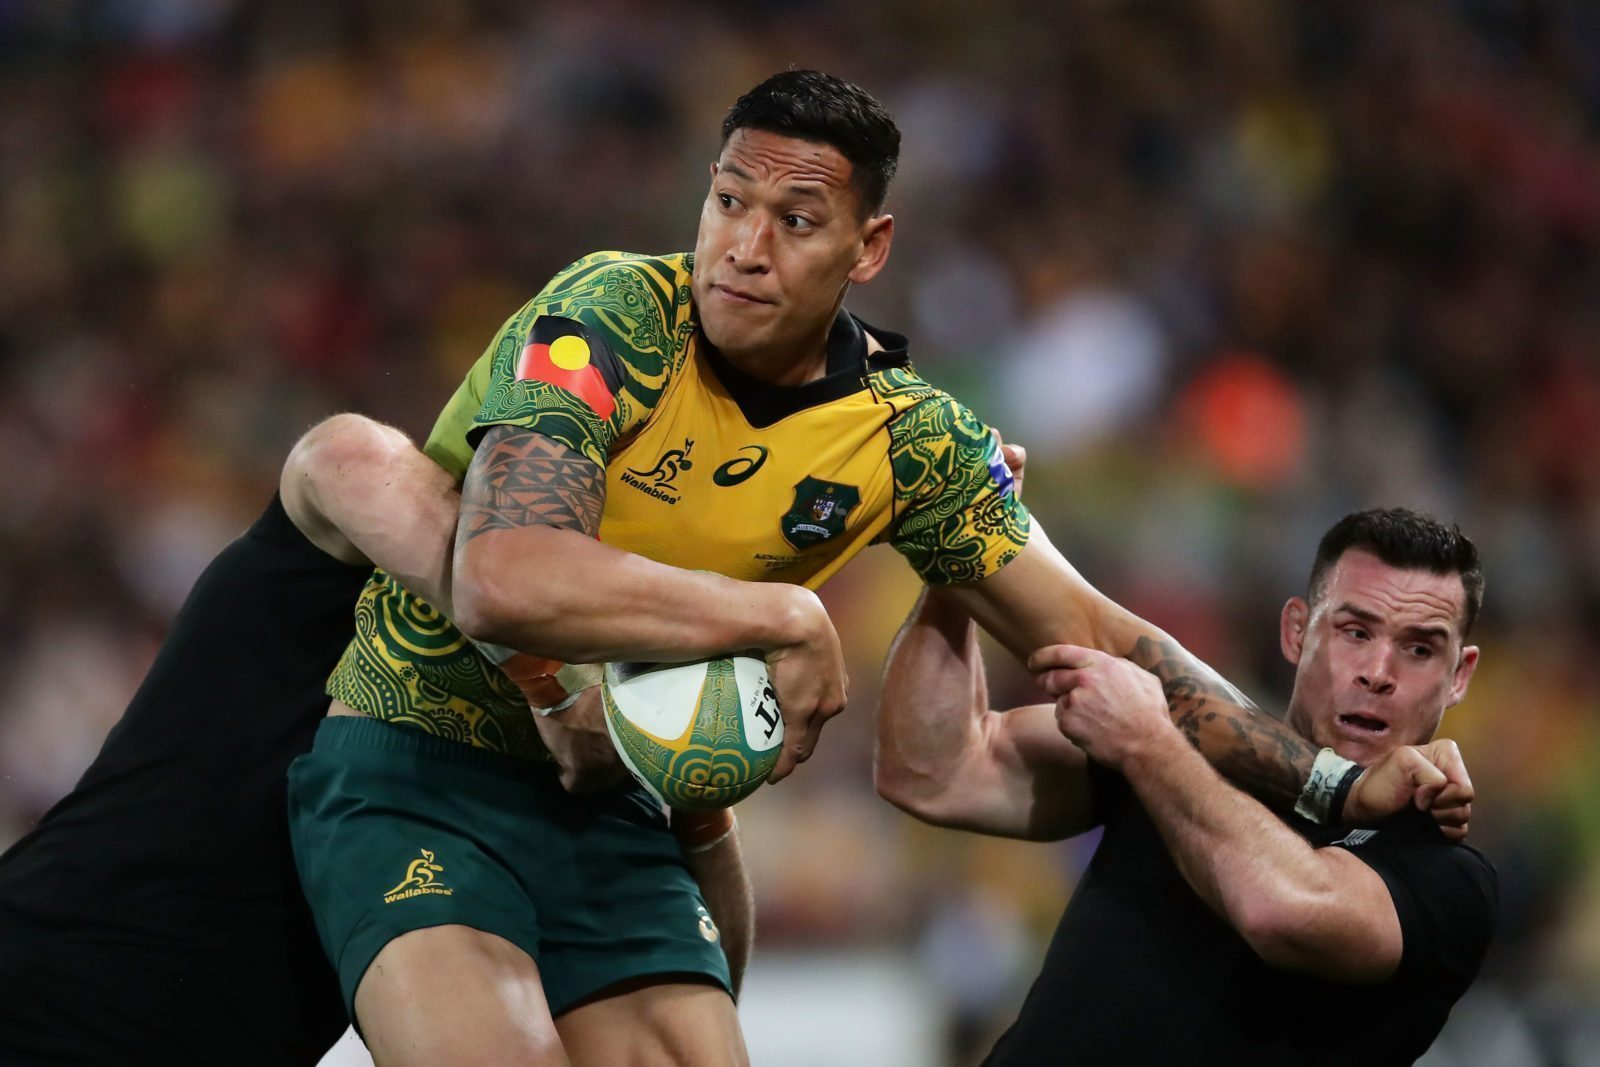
[3,1,1599,1063]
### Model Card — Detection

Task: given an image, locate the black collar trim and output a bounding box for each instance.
[699,310,910,429]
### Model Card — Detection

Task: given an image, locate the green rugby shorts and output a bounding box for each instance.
[287,715,730,1019]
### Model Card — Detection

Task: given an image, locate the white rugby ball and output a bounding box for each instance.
[602,654,784,810]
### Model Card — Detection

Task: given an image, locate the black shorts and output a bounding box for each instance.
[0,495,371,1065]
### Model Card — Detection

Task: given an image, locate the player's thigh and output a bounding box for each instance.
[555,976,747,1067]
[355,924,569,1067]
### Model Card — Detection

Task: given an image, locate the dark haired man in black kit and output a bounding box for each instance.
[0,415,752,1065]
[0,476,372,1063]
[0,422,480,1063]
[878,503,1495,1064]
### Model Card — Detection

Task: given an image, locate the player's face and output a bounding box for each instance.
[1282,550,1479,766]
[692,128,892,375]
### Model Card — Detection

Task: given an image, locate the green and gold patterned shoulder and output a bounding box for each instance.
[536,250,698,390]
[467,251,699,468]
[884,381,1031,585]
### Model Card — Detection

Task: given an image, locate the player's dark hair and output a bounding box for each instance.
[721,70,901,216]
[1308,508,1485,636]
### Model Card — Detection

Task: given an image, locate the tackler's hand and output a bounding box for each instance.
[994,431,1027,498]
[1415,738,1474,840]
[1030,643,1176,770]
[533,687,628,795]
[1342,743,1470,839]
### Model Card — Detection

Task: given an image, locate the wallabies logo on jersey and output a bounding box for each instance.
[622,439,695,504]
[781,477,859,549]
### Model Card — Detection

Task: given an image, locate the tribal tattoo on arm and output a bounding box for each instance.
[1125,635,1318,810]
[459,424,605,543]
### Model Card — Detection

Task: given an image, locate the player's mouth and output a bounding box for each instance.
[711,283,774,306]
[1335,712,1389,738]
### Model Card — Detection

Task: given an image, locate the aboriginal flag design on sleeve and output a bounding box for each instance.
[460,252,695,471]
[516,316,624,420]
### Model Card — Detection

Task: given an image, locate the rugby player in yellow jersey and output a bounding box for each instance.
[284,71,1472,1067]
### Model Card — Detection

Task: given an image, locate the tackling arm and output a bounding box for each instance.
[673,811,753,997]
[874,588,1095,840]
[280,413,460,612]
[942,525,1324,811]
[1132,733,1403,981]
[1056,652,1404,981]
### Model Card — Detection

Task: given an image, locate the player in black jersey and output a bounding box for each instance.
[0,417,752,1065]
[878,504,1494,1065]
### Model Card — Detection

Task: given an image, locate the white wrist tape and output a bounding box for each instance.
[680,814,738,855]
[530,662,604,716]
[1294,746,1360,824]
[469,638,519,666]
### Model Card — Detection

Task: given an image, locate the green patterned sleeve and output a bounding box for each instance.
[887,393,1032,585]
[468,251,694,466]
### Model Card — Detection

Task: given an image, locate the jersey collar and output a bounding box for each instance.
[700,310,909,429]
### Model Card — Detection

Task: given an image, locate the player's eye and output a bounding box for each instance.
[717,193,738,211]
[781,214,813,233]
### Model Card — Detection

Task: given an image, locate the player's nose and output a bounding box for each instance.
[1354,644,1397,695]
[727,215,773,271]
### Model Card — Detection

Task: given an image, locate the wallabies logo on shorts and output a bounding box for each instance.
[383,848,455,903]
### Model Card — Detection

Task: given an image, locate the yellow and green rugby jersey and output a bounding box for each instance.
[327,251,1030,760]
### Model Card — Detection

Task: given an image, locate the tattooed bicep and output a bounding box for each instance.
[459,424,605,543]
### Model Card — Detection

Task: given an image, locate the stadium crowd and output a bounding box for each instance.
[2,1,1598,1062]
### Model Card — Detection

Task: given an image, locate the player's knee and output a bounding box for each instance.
[356,926,565,1066]
[559,981,745,1067]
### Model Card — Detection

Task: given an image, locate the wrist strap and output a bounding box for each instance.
[1329,763,1363,824]
[1294,747,1360,824]
[672,809,737,854]
[470,638,518,666]
[472,643,605,716]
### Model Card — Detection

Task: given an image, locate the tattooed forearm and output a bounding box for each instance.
[1125,635,1317,810]
[458,425,605,544]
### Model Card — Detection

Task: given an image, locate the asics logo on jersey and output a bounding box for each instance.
[713,445,769,487]
[382,848,455,903]
[622,439,695,504]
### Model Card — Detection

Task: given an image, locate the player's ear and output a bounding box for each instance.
[1446,644,1479,708]
[848,214,893,285]
[1280,598,1309,664]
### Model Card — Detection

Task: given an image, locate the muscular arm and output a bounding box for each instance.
[874,589,1094,840]
[453,425,845,780]
[1126,732,1402,981]
[452,425,814,663]
[280,413,459,611]
[942,525,1320,810]
[677,822,754,997]
[1056,650,1403,980]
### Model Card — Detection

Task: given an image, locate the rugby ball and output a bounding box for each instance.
[602,654,784,810]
